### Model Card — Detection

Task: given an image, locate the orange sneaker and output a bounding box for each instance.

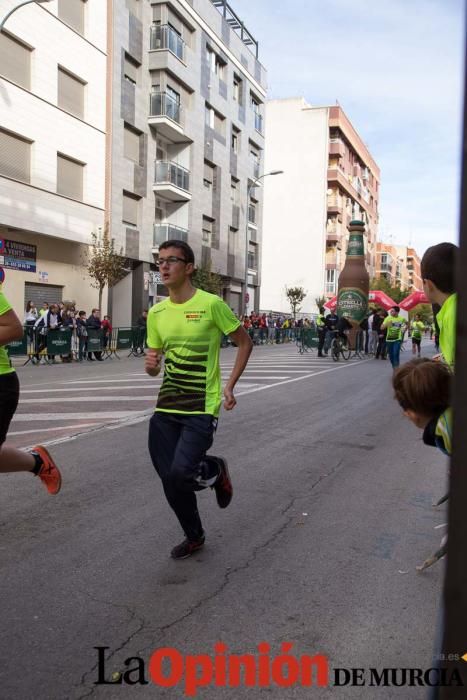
[31,445,62,495]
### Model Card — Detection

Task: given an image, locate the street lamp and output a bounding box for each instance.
[0,0,53,32]
[244,170,284,316]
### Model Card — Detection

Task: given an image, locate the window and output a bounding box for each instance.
[0,128,31,183]
[124,124,140,163]
[58,0,85,35]
[203,161,214,189]
[326,269,336,294]
[248,243,257,270]
[58,66,85,119]
[0,31,32,89]
[57,153,84,200]
[122,191,139,226]
[250,146,260,178]
[202,216,213,246]
[250,92,263,132]
[248,199,257,225]
[124,53,139,85]
[233,74,242,103]
[230,178,239,205]
[206,45,225,79]
[205,103,225,136]
[231,126,240,153]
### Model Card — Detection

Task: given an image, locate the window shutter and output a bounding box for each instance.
[0,32,31,89]
[0,129,31,183]
[58,67,85,118]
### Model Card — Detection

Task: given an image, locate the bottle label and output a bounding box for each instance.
[347,234,365,257]
[337,287,368,323]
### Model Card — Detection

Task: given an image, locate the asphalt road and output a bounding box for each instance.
[0,340,447,699]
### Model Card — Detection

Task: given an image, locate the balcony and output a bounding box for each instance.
[153,223,189,248]
[153,161,191,202]
[148,91,187,142]
[326,225,342,247]
[329,139,345,158]
[150,24,185,61]
[254,112,263,134]
[327,195,343,214]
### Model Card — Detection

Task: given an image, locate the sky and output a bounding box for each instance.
[230,0,466,255]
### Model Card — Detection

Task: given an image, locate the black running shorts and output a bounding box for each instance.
[0,372,19,446]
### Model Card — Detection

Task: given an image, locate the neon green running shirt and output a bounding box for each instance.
[411,320,424,339]
[0,288,15,375]
[147,289,240,416]
[382,315,405,342]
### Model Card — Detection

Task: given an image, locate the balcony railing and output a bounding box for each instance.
[254,112,263,134]
[149,91,181,123]
[325,283,336,295]
[155,161,190,192]
[153,223,188,247]
[150,24,185,61]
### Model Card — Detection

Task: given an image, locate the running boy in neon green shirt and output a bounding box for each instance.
[410,314,425,358]
[145,240,253,559]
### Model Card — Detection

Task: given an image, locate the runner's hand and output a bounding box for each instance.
[223,386,236,411]
[145,349,162,376]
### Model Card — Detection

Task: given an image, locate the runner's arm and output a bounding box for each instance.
[223,326,253,410]
[145,347,163,377]
[0,308,23,345]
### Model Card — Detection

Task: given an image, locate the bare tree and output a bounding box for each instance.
[84,227,128,312]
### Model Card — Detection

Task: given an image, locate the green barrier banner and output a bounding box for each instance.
[6,331,28,356]
[132,327,146,347]
[46,329,71,355]
[116,328,133,350]
[87,329,103,352]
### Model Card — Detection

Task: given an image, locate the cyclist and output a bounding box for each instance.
[410,313,425,357]
[323,310,339,355]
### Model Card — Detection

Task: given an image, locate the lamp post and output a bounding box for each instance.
[0,0,53,32]
[244,169,283,316]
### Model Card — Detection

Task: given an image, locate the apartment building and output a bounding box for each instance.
[375,242,422,292]
[108,0,267,323]
[262,98,380,314]
[0,0,107,313]
[0,0,266,322]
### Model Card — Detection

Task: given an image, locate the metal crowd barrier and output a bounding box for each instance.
[6,326,148,364]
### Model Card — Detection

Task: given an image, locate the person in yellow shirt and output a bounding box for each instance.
[421,242,458,367]
[0,285,61,493]
[410,314,425,358]
[382,306,406,369]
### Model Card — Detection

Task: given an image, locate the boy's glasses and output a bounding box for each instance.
[158,256,187,266]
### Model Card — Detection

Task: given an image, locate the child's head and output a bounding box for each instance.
[421,242,458,304]
[392,358,451,428]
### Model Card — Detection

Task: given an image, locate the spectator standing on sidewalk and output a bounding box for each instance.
[145,240,252,560]
[87,308,103,361]
[76,311,88,362]
[102,315,113,350]
[24,301,38,346]
[0,285,61,493]
[375,310,388,360]
[420,242,458,367]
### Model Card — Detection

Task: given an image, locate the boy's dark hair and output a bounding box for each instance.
[421,242,458,294]
[78,310,86,317]
[319,307,325,314]
[393,358,451,415]
[392,305,400,313]
[159,239,195,265]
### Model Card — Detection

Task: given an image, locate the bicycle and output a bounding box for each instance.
[330,331,350,361]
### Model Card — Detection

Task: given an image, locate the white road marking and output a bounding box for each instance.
[23,360,370,448]
[13,411,146,422]
[7,423,103,436]
[19,396,157,404]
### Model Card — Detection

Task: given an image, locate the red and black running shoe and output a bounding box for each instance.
[170,536,205,560]
[213,457,233,509]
